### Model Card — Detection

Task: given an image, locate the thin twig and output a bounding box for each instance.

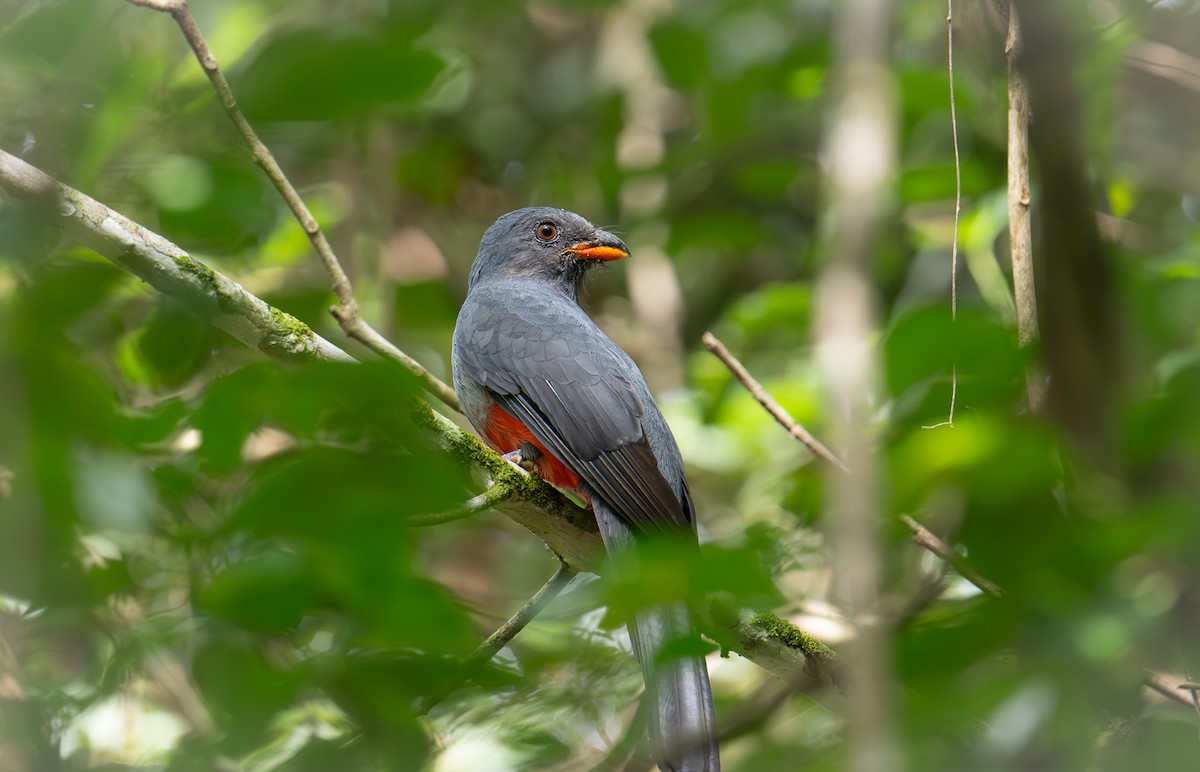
[899,515,1004,599]
[420,562,576,714]
[902,512,1200,714]
[701,332,849,473]
[925,0,962,430]
[1184,662,1200,722]
[901,516,1200,714]
[126,0,461,412]
[464,562,575,668]
[405,484,515,527]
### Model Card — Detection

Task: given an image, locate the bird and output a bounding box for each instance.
[452,207,720,771]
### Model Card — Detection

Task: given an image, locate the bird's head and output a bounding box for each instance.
[468,207,629,298]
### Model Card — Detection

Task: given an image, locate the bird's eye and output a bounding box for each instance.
[535,222,559,242]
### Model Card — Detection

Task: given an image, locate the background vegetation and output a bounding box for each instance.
[2,0,1200,769]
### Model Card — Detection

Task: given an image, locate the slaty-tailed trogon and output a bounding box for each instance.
[452,207,720,771]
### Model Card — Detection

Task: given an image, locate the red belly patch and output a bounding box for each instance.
[483,403,583,492]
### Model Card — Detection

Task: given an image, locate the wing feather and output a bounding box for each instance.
[455,287,692,534]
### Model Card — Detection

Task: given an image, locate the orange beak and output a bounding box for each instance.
[564,243,630,261]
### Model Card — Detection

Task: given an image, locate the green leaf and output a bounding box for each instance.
[193,640,303,755]
[232,29,444,121]
[200,548,316,633]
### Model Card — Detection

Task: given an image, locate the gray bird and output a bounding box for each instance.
[452,207,720,771]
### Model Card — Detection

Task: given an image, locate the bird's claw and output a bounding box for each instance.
[502,443,541,473]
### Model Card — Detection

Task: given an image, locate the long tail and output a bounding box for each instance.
[594,500,720,772]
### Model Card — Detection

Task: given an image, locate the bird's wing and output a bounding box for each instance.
[456,293,693,535]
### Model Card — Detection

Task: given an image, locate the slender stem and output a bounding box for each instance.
[420,563,576,714]
[926,0,961,430]
[702,332,848,472]
[464,563,575,668]
[899,515,1004,599]
[405,484,515,527]
[126,0,461,412]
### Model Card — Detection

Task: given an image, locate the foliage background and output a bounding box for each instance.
[3,0,1200,769]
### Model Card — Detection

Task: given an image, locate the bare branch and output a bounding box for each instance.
[126,0,461,412]
[1004,4,1046,412]
[465,563,576,667]
[701,332,848,472]
[1011,0,1123,466]
[1143,670,1200,709]
[420,563,577,714]
[900,515,1004,599]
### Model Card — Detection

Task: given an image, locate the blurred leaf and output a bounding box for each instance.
[200,548,316,633]
[884,304,1027,420]
[158,160,277,254]
[603,538,782,624]
[232,28,444,121]
[117,300,215,388]
[649,21,709,88]
[193,640,302,754]
[0,0,95,73]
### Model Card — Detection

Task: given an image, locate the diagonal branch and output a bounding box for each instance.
[126,0,461,412]
[701,332,848,472]
[898,509,1194,710]
[899,515,1004,599]
[419,562,577,715]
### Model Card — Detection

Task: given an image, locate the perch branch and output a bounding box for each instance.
[701,332,848,472]
[126,0,461,412]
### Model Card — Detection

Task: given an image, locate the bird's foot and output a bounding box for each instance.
[502,443,541,474]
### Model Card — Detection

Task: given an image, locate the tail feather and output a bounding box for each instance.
[594,500,720,772]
